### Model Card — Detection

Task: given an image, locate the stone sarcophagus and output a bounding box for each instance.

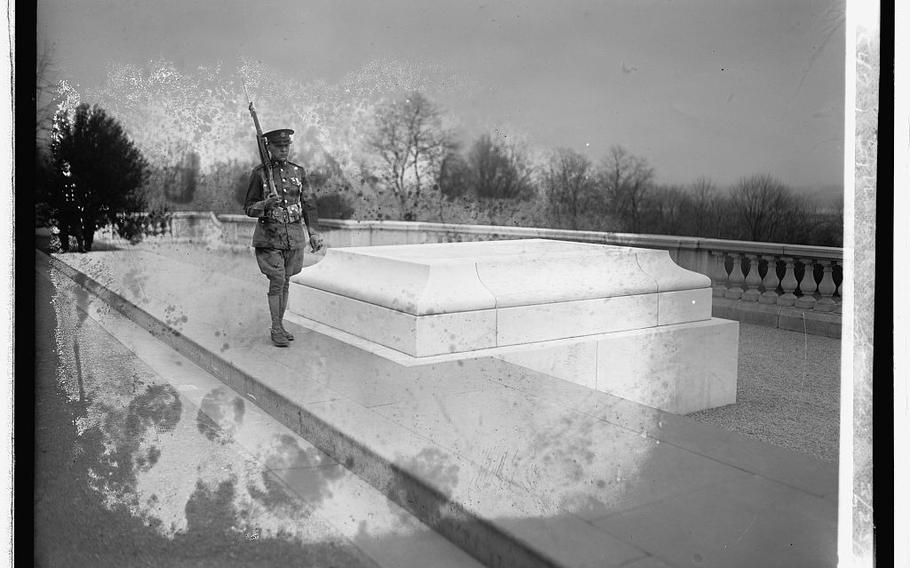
[288,239,738,413]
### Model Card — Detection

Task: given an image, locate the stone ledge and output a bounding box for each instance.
[712,298,841,338]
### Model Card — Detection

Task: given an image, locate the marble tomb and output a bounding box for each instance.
[288,239,738,413]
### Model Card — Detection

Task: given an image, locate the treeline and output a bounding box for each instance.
[323,91,841,246]
[36,59,843,247]
[137,90,841,247]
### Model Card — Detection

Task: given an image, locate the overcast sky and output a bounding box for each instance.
[37,0,845,189]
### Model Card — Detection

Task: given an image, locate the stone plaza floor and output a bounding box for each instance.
[36,240,841,568]
[123,239,843,463]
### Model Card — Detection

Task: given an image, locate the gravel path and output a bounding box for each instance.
[688,323,841,463]
[95,239,843,464]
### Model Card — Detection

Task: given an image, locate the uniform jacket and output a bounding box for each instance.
[244,160,318,249]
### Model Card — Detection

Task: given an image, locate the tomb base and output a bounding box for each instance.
[288,239,738,412]
[495,318,739,414]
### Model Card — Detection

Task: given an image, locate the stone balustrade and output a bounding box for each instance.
[702,243,842,337]
[707,247,842,312]
[101,213,844,337]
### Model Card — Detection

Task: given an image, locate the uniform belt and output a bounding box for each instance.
[263,203,302,223]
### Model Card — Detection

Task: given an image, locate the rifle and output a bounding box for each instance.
[243,84,279,200]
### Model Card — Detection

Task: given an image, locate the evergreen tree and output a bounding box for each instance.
[50,103,149,251]
[467,133,532,200]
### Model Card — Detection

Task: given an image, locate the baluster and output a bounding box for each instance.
[777,257,798,306]
[710,251,729,298]
[742,254,762,302]
[835,260,843,313]
[795,258,818,309]
[836,261,842,297]
[814,260,837,311]
[759,254,780,304]
[725,253,745,300]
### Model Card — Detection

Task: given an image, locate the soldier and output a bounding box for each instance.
[56,182,84,253]
[244,128,324,347]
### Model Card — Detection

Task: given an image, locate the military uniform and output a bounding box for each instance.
[57,183,84,253]
[243,128,320,347]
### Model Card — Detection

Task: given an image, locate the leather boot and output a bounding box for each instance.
[279,289,294,341]
[268,295,289,347]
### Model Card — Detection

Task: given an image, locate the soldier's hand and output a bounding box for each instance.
[309,231,325,253]
[263,195,282,210]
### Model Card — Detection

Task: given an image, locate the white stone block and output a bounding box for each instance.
[288,286,498,357]
[633,248,712,291]
[473,248,657,307]
[494,341,599,390]
[496,294,657,345]
[290,286,419,354]
[293,240,711,316]
[498,319,738,414]
[657,288,713,325]
[594,319,739,414]
[288,238,737,408]
[293,249,495,315]
[414,310,499,356]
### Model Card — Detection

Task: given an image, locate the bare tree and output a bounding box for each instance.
[36,40,60,144]
[542,148,596,230]
[728,173,794,242]
[35,40,67,226]
[775,193,843,246]
[678,176,729,237]
[643,184,689,234]
[366,92,454,220]
[598,145,654,233]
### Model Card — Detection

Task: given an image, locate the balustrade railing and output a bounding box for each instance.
[103,214,843,329]
[706,244,842,314]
